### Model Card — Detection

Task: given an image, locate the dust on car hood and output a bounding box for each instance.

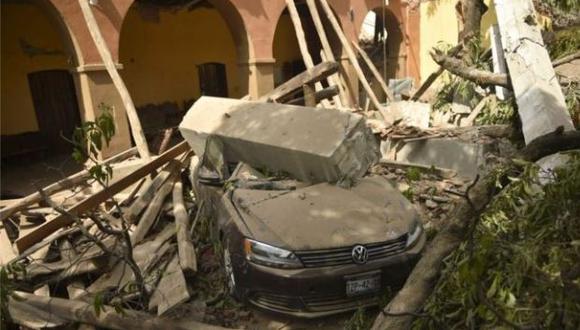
[231,176,420,251]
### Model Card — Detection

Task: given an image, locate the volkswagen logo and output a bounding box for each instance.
[351,245,368,264]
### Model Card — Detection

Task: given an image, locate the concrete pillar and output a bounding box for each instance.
[240,58,275,99]
[73,64,132,158]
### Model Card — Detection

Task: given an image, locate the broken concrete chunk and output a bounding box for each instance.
[179,96,380,184]
[395,138,491,179]
[386,101,430,129]
[494,0,574,144]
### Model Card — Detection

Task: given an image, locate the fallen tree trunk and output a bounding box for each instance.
[371,129,580,330]
[10,291,229,330]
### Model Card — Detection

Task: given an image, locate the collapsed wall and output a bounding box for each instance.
[179,96,380,184]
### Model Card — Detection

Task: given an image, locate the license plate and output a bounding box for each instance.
[346,275,380,296]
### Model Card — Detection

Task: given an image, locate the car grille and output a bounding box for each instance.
[295,235,408,268]
[251,292,378,314]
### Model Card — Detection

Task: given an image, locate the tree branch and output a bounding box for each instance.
[430,48,511,89]
[371,129,580,330]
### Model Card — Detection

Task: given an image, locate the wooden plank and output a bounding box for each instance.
[259,61,339,103]
[285,0,332,108]
[11,291,227,330]
[148,254,190,316]
[125,160,180,223]
[0,147,137,222]
[78,0,150,160]
[303,83,317,107]
[173,180,197,274]
[130,175,177,245]
[318,0,385,116]
[86,225,175,296]
[286,85,339,105]
[305,0,348,107]
[14,142,189,253]
[0,227,16,265]
[352,41,395,102]
[494,0,574,144]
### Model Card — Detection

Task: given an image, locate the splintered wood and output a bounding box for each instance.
[1,141,202,329]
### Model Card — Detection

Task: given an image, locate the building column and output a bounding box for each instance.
[72,64,132,159]
[239,58,276,99]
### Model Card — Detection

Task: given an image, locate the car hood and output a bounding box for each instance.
[231,176,420,251]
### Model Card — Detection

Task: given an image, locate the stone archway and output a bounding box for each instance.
[1,0,83,159]
[118,0,250,140]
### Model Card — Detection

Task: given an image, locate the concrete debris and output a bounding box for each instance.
[385,101,430,129]
[494,0,574,144]
[179,96,380,185]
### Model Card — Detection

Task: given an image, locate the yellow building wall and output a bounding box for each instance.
[272,13,302,84]
[1,3,71,135]
[419,0,459,83]
[273,14,302,65]
[119,7,242,108]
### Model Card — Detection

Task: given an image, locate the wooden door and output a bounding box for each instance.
[198,62,228,97]
[28,70,81,154]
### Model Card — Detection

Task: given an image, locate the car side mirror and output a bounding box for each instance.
[198,136,228,186]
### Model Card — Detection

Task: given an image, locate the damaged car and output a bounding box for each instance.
[190,136,426,318]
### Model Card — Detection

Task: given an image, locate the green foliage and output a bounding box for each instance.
[71,103,116,185]
[548,27,580,60]
[0,264,26,325]
[345,307,373,330]
[433,38,491,111]
[402,187,415,201]
[541,0,580,12]
[414,152,580,329]
[405,168,422,182]
[562,81,580,128]
[474,97,517,126]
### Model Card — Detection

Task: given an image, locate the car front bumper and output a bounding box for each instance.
[232,231,426,318]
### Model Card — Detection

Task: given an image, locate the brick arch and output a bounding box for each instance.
[37,0,84,66]
[356,0,421,82]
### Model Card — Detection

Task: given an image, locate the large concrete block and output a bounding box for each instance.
[178,96,380,184]
[396,138,491,178]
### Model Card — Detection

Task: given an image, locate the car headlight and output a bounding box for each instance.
[244,239,303,269]
[406,218,423,247]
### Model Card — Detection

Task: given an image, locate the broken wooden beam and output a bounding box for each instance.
[259,61,339,103]
[352,41,395,102]
[286,85,339,106]
[148,254,190,316]
[172,180,197,274]
[10,291,228,330]
[78,0,150,159]
[14,142,189,253]
[131,175,177,246]
[305,0,349,107]
[285,0,332,108]
[318,0,384,114]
